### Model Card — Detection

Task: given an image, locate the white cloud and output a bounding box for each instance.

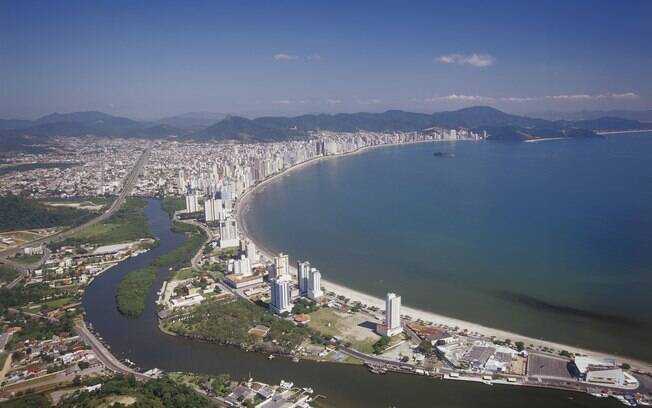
[273,53,299,61]
[436,53,495,67]
[271,99,306,105]
[424,94,495,102]
[544,92,640,101]
[417,92,639,104]
[327,99,342,104]
[273,53,322,61]
[357,98,382,105]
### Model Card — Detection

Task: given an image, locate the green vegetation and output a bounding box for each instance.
[0,264,19,285]
[515,341,525,351]
[372,336,391,354]
[116,221,205,318]
[69,198,151,245]
[161,196,186,217]
[56,374,214,408]
[0,394,50,408]
[0,194,95,232]
[8,254,42,265]
[0,352,7,368]
[172,267,198,281]
[42,296,73,310]
[164,298,311,353]
[292,298,318,315]
[116,266,157,317]
[0,282,72,315]
[4,316,75,351]
[0,162,78,176]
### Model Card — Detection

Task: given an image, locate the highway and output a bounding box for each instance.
[0,143,152,281]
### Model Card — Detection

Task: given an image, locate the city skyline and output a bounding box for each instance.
[2,0,651,118]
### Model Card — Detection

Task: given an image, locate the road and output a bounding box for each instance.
[0,143,152,281]
[74,320,150,381]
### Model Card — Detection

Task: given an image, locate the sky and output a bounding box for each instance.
[1,0,651,119]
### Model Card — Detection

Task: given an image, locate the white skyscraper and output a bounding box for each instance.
[297,260,310,296]
[204,194,223,222]
[246,241,258,263]
[382,293,403,336]
[307,268,323,301]
[270,277,292,314]
[219,218,239,248]
[234,255,252,276]
[270,253,289,280]
[185,190,200,213]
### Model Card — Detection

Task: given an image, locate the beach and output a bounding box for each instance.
[235,140,652,373]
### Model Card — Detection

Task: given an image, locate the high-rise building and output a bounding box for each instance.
[233,255,252,276]
[246,241,258,263]
[270,253,289,280]
[185,188,200,213]
[219,218,239,248]
[297,260,310,296]
[204,193,223,222]
[270,277,292,314]
[307,268,323,300]
[383,293,403,336]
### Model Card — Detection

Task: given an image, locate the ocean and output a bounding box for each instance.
[245,133,652,362]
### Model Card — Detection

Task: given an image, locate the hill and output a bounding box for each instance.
[156,112,228,131]
[2,106,651,148]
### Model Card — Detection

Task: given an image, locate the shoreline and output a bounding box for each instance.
[234,140,652,372]
[596,129,652,135]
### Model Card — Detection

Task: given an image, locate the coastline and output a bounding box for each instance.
[596,129,652,135]
[234,140,652,372]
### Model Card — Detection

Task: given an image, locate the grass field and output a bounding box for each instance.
[43,297,73,310]
[9,254,42,264]
[70,198,151,245]
[172,267,197,281]
[308,308,379,353]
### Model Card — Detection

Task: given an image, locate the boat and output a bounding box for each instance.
[268,354,275,360]
[433,152,455,158]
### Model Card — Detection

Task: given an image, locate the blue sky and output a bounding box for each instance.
[1,0,651,118]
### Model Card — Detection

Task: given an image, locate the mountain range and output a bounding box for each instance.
[1,106,651,150]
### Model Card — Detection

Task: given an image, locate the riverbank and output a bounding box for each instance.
[235,140,652,373]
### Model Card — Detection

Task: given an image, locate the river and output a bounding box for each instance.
[82,199,622,407]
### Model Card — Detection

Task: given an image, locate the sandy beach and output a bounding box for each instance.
[234,141,652,372]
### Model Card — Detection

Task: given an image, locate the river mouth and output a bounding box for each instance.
[81,198,624,407]
[242,136,652,363]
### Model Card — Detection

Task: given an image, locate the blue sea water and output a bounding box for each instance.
[245,133,652,361]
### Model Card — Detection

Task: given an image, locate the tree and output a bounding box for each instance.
[211,374,231,396]
[515,341,525,352]
[418,340,432,355]
[372,336,391,354]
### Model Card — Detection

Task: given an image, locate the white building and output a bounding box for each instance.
[185,189,200,213]
[297,260,310,296]
[204,194,224,222]
[307,268,323,301]
[235,255,252,276]
[219,218,239,248]
[270,253,289,280]
[381,293,403,336]
[246,241,258,263]
[270,277,292,314]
